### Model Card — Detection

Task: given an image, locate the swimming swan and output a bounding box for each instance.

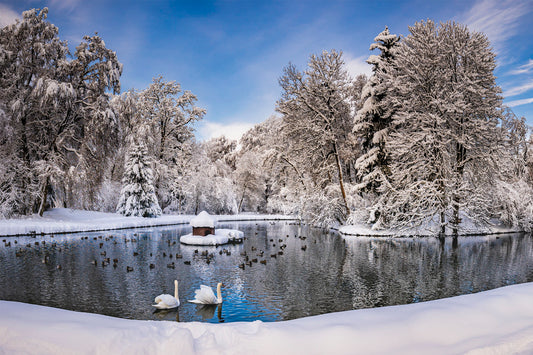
[189,283,223,304]
[153,280,180,309]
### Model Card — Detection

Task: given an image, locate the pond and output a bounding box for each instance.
[1,221,533,323]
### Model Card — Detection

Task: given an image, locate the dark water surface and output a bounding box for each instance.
[1,221,532,323]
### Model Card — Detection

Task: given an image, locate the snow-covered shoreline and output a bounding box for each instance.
[1,282,533,354]
[339,217,522,237]
[0,208,298,237]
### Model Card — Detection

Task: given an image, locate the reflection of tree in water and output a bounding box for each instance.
[340,234,533,310]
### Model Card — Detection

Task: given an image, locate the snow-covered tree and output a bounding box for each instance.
[0,8,122,216]
[353,27,399,194]
[277,50,353,222]
[378,20,505,234]
[116,139,161,217]
[138,76,206,208]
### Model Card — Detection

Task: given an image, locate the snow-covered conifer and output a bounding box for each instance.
[353,27,399,194]
[116,139,162,218]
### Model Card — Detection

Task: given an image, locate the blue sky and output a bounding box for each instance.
[1,0,532,140]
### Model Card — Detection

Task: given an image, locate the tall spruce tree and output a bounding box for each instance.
[353,27,399,195]
[116,139,162,217]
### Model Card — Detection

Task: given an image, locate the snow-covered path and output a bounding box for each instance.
[1,282,533,354]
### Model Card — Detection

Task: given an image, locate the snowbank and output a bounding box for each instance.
[0,208,297,236]
[1,282,533,354]
[339,216,521,237]
[180,229,244,246]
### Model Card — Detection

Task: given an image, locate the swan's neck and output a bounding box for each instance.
[174,280,179,299]
[216,283,222,303]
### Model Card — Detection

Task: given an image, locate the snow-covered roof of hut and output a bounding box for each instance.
[190,211,215,228]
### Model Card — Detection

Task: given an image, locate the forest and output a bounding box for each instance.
[1,8,532,234]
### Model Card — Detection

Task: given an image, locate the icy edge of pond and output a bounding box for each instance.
[1,282,533,354]
[180,229,244,246]
[339,217,523,238]
[0,208,298,237]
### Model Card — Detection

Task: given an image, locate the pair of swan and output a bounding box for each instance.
[152,280,223,309]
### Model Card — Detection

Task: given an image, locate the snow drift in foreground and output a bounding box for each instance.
[1,282,533,354]
[0,208,296,236]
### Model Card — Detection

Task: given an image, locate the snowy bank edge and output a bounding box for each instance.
[338,222,524,238]
[0,208,299,237]
[1,282,533,354]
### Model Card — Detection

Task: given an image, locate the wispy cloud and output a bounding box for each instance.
[506,97,533,108]
[459,0,530,54]
[198,121,255,141]
[504,80,533,97]
[0,4,20,27]
[509,59,533,75]
[48,0,82,12]
[344,53,372,78]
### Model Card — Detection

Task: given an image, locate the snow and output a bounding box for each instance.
[1,282,533,354]
[190,210,215,228]
[180,229,244,246]
[0,208,296,237]
[340,215,522,237]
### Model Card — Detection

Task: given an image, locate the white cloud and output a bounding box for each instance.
[49,0,82,11]
[504,80,533,97]
[344,53,372,78]
[459,0,530,54]
[0,4,20,27]
[506,97,533,108]
[198,121,255,141]
[509,59,533,75]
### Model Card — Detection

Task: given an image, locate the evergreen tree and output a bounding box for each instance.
[353,26,399,194]
[116,140,161,217]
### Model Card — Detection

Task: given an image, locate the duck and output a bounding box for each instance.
[188,283,223,304]
[153,280,180,309]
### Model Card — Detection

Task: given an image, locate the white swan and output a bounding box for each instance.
[188,283,223,304]
[153,280,180,309]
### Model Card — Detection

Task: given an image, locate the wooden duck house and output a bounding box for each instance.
[191,211,215,236]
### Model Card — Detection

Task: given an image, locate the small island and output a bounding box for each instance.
[179,211,244,246]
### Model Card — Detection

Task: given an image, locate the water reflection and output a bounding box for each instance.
[1,223,532,323]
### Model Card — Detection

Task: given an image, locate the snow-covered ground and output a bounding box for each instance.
[0,208,297,236]
[1,282,532,354]
[1,208,532,354]
[339,215,521,237]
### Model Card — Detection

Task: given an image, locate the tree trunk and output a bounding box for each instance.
[38,176,49,217]
[333,142,350,216]
[238,182,247,213]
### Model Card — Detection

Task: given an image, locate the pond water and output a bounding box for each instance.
[1,221,533,323]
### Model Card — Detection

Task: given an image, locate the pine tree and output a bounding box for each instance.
[116,140,162,217]
[353,26,399,194]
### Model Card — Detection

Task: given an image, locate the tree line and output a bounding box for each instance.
[1,8,532,234]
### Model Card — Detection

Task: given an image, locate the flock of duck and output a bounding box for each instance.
[2,222,312,316]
